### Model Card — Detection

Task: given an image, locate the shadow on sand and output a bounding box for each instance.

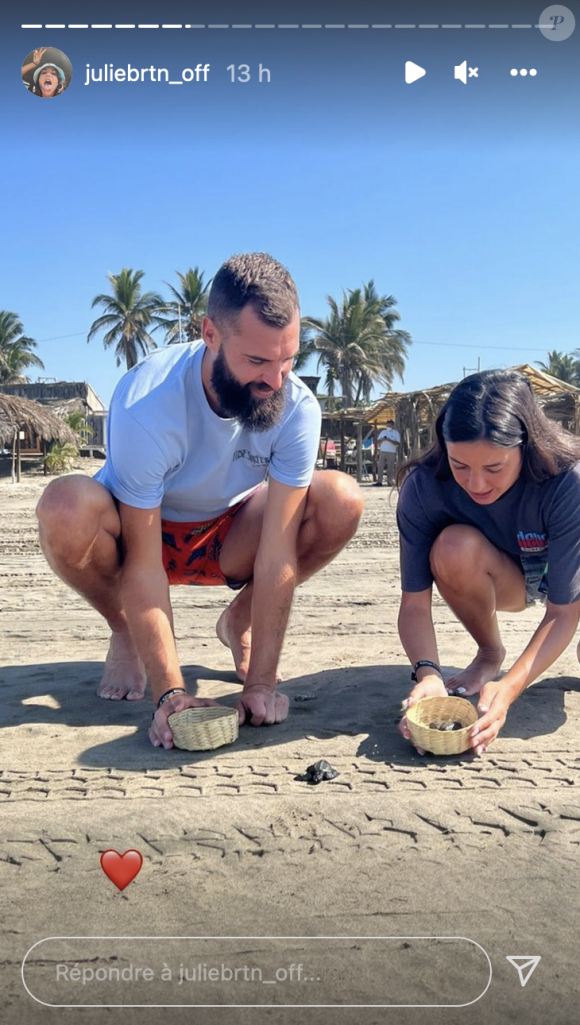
[1,659,577,772]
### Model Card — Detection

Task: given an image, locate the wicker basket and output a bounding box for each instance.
[405,696,477,756]
[168,706,239,751]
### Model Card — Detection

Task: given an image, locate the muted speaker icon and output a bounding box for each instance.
[454,60,467,83]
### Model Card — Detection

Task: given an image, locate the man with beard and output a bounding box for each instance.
[36,253,363,747]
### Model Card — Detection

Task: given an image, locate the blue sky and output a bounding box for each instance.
[3,1,579,405]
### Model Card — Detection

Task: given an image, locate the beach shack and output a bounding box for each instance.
[0,381,107,456]
[0,393,78,482]
[321,364,580,481]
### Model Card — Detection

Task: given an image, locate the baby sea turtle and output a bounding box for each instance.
[429,721,463,732]
[296,759,340,785]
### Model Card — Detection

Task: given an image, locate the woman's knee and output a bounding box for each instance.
[429,525,488,584]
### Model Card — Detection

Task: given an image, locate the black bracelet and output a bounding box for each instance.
[156,687,186,709]
[411,660,443,682]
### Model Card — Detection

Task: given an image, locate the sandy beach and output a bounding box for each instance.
[2,465,580,1024]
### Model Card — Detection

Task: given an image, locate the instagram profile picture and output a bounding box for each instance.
[22,46,72,97]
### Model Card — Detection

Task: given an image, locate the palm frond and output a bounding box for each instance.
[303,282,411,406]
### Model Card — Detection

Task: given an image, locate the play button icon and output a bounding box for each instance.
[405,61,426,83]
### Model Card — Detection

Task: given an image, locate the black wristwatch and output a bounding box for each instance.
[411,660,443,682]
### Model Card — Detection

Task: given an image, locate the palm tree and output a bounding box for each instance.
[303,282,411,407]
[44,442,79,475]
[535,351,579,385]
[87,269,163,370]
[65,410,92,444]
[155,268,210,344]
[0,311,44,384]
[293,323,317,373]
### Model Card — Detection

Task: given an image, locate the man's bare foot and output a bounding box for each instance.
[97,632,148,700]
[216,604,253,683]
[445,645,506,696]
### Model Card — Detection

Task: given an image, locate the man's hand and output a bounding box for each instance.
[469,680,513,756]
[149,691,222,749]
[235,685,289,726]
[398,673,448,753]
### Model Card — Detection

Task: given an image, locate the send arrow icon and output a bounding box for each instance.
[405,61,426,84]
[506,956,541,987]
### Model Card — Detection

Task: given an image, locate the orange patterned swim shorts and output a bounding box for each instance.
[161,497,251,589]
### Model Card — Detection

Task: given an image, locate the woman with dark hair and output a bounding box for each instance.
[22,48,66,96]
[397,369,580,755]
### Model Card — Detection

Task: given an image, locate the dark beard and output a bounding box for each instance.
[210,347,287,432]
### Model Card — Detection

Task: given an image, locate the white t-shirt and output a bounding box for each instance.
[95,342,322,521]
[378,427,400,453]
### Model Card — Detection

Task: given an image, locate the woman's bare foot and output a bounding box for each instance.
[445,645,506,696]
[97,632,148,700]
[216,604,253,683]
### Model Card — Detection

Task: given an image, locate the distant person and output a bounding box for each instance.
[22,47,67,96]
[374,418,400,486]
[37,253,363,748]
[323,437,337,469]
[397,370,580,755]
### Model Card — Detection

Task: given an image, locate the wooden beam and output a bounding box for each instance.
[339,417,346,472]
[356,421,363,482]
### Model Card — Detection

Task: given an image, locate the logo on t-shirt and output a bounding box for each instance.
[517,530,547,554]
[233,449,270,467]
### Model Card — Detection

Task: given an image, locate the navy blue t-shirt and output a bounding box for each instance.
[397,464,580,606]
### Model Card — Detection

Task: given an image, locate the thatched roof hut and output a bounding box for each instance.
[0,394,77,447]
[0,394,79,482]
[372,364,580,463]
[321,364,580,477]
[0,382,108,450]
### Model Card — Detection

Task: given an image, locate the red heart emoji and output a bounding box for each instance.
[100,849,143,891]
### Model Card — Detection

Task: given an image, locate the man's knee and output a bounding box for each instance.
[308,470,364,544]
[36,475,117,561]
[429,525,487,584]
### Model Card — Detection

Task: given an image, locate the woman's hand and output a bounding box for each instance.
[398,673,448,753]
[469,680,513,756]
[33,47,47,66]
